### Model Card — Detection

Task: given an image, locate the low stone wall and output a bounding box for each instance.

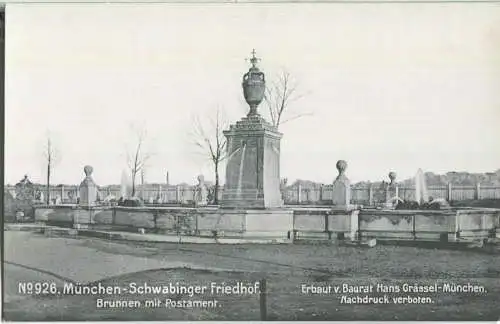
[292,207,359,240]
[358,210,456,241]
[34,205,112,227]
[456,208,500,239]
[32,205,499,242]
[95,206,292,239]
[358,208,500,241]
[290,207,499,242]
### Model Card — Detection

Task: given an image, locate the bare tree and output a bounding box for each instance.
[140,168,145,199]
[43,135,58,205]
[126,127,151,198]
[190,107,228,204]
[264,70,312,129]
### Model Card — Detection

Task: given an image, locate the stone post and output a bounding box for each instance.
[332,160,351,207]
[176,185,181,203]
[79,165,97,207]
[194,175,208,207]
[447,183,452,202]
[386,171,397,203]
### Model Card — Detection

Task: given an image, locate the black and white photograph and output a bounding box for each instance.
[2,1,500,321]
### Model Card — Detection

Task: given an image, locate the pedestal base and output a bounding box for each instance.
[194,208,293,239]
[222,114,283,209]
[220,188,283,209]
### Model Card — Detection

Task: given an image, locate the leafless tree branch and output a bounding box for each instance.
[126,126,151,198]
[280,112,315,126]
[190,106,228,204]
[263,69,311,129]
[43,134,59,205]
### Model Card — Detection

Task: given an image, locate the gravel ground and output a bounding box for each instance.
[3,231,500,321]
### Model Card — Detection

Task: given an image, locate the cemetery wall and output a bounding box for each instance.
[11,183,500,207]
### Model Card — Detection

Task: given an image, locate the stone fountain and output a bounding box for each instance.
[32,51,498,244]
[217,50,293,238]
[415,168,429,205]
[120,170,131,199]
[221,49,283,209]
[393,169,450,210]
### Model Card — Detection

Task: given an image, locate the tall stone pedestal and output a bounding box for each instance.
[79,165,98,207]
[221,115,283,209]
[332,160,352,209]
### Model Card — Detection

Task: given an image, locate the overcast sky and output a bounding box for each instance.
[5,2,500,186]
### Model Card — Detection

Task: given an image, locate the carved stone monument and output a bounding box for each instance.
[15,175,34,202]
[332,160,351,207]
[14,175,35,220]
[79,165,98,207]
[221,50,283,209]
[194,174,208,207]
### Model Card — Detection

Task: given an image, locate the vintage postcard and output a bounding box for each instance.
[2,1,500,321]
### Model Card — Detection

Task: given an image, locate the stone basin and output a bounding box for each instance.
[32,204,500,243]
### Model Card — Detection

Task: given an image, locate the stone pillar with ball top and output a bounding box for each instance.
[386,172,398,202]
[332,160,351,208]
[79,165,98,207]
[194,174,208,207]
[330,160,358,241]
[221,50,283,209]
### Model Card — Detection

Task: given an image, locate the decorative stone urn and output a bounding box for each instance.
[385,171,399,208]
[242,49,266,116]
[388,172,397,185]
[221,50,283,209]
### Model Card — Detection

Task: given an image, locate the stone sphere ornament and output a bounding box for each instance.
[336,160,348,178]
